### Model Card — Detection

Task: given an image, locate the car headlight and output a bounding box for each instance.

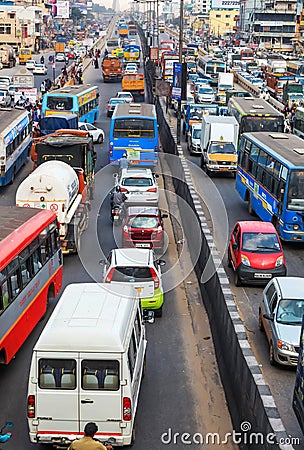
[275,256,284,267]
[277,340,293,352]
[241,254,250,266]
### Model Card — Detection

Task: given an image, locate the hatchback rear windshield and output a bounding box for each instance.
[111,267,152,282]
[122,177,153,187]
[128,216,159,228]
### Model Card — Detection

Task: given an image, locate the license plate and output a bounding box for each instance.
[131,191,143,194]
[135,243,150,248]
[254,273,272,279]
[219,168,229,171]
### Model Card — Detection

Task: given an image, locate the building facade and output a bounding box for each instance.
[209,9,239,36]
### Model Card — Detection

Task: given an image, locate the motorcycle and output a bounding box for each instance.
[111,204,124,225]
[0,422,13,448]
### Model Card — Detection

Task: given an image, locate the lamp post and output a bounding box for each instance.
[176,0,184,146]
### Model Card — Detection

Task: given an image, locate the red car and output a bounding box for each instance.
[227,221,286,286]
[122,206,168,250]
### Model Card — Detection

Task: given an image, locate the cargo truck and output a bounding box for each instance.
[122,73,145,102]
[55,41,65,54]
[0,45,16,68]
[102,55,123,82]
[217,72,234,105]
[282,82,303,106]
[200,115,239,175]
[16,160,89,254]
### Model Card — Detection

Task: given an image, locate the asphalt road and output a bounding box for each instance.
[0,32,237,450]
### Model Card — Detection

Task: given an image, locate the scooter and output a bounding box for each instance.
[111,204,123,225]
[0,422,13,448]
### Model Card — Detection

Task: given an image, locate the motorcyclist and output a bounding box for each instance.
[111,186,127,221]
[40,55,44,64]
[68,422,111,450]
[118,153,131,171]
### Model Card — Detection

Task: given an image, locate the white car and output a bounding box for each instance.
[101,248,165,317]
[116,91,134,103]
[25,59,36,70]
[124,64,138,75]
[55,53,65,62]
[195,86,215,103]
[0,90,11,107]
[78,122,105,144]
[116,167,159,205]
[33,63,47,75]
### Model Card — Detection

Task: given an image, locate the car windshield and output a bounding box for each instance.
[190,108,203,119]
[122,177,153,187]
[209,143,236,154]
[193,129,201,139]
[276,299,304,324]
[110,266,153,282]
[241,232,281,252]
[287,170,304,211]
[198,88,213,94]
[128,216,159,228]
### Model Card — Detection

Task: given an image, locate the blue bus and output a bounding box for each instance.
[109,103,158,166]
[41,85,99,123]
[0,109,32,186]
[236,131,304,242]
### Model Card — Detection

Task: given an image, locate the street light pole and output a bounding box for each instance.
[176,0,184,146]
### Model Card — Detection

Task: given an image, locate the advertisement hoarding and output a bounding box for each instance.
[55,0,70,18]
[211,0,240,8]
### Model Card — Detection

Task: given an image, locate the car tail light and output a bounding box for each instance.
[150,268,159,289]
[120,187,128,192]
[105,267,115,283]
[27,395,35,418]
[146,187,157,192]
[123,397,132,421]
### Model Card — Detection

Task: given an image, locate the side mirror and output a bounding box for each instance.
[158,259,166,266]
[263,313,274,322]
[162,214,168,219]
[99,259,106,265]
[232,243,238,250]
[155,174,160,178]
[143,310,155,324]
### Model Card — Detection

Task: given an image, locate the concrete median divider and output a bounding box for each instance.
[152,85,295,450]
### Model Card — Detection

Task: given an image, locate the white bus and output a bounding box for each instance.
[0,108,32,186]
[27,283,147,447]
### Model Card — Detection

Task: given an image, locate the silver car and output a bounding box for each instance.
[259,277,304,366]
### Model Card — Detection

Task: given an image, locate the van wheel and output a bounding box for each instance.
[227,250,232,268]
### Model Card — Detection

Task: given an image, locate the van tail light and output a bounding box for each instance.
[150,268,159,289]
[146,187,157,192]
[27,395,35,418]
[123,397,132,421]
[120,187,128,192]
[105,268,115,283]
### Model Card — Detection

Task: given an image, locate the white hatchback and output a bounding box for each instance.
[116,167,159,205]
[26,59,36,70]
[78,122,105,143]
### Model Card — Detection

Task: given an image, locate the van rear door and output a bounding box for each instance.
[79,355,122,437]
[35,353,79,436]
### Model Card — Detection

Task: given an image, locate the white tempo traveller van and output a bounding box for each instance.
[27,283,147,447]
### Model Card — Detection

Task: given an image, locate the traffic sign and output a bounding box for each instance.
[49,55,54,63]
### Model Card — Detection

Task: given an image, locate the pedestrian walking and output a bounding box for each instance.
[40,80,46,95]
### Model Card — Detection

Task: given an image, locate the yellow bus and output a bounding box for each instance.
[19,48,32,64]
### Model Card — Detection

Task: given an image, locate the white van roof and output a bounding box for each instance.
[34,283,139,353]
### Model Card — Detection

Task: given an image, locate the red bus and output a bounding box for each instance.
[0,206,63,364]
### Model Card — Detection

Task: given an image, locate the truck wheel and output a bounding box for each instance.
[248,195,254,216]
[97,134,103,144]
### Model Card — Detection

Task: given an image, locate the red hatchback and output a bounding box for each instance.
[227,221,286,286]
[122,206,168,250]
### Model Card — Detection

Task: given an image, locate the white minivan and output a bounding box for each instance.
[27,283,147,447]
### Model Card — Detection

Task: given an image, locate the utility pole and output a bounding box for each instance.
[176,0,183,145]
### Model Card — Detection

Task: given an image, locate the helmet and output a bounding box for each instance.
[122,153,127,158]
[116,186,121,192]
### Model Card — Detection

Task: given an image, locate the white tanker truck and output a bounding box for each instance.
[16,160,89,254]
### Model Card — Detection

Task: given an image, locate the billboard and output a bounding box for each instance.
[55,1,70,18]
[162,1,172,13]
[211,0,240,8]
[172,62,182,100]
